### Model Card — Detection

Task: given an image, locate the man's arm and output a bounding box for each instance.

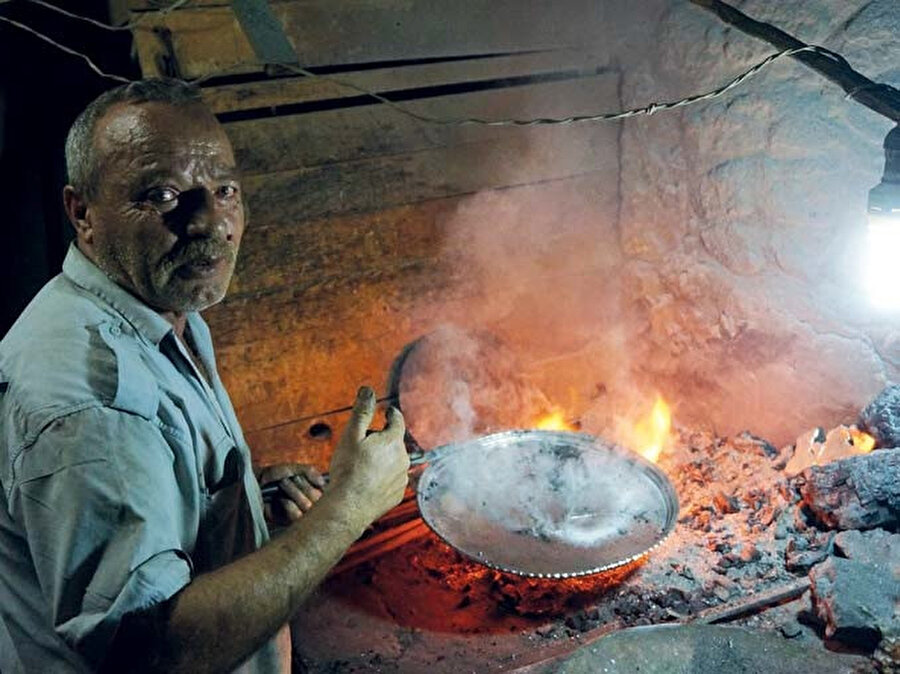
[107,387,409,674]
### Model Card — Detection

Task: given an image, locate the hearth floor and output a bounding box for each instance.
[290,428,876,672]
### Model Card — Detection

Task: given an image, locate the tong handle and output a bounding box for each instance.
[260,449,431,502]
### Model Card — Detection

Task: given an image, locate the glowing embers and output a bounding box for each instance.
[784,424,876,477]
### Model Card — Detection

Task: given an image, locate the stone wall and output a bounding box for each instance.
[605,0,899,445]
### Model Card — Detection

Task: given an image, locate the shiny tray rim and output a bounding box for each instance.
[415,429,679,579]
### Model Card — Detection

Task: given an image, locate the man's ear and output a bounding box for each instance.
[63,185,93,245]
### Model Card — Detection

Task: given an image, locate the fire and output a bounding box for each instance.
[630,396,672,463]
[785,424,876,476]
[533,409,576,431]
[849,427,875,454]
[531,397,673,463]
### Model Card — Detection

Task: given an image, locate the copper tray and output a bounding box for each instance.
[416,430,678,578]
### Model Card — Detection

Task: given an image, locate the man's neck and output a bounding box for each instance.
[161,311,189,339]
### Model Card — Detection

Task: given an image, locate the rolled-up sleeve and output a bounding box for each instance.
[9,406,193,667]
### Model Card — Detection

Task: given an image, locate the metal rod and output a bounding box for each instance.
[253,394,399,434]
[691,577,811,624]
[689,0,900,122]
[260,449,430,502]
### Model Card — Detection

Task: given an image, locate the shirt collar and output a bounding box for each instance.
[62,243,179,346]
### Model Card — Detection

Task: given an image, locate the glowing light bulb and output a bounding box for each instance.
[866,126,900,310]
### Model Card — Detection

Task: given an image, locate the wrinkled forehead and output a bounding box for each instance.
[94,101,235,177]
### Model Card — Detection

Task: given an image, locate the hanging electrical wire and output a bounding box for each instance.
[276,46,843,127]
[23,0,191,31]
[0,1,879,128]
[0,14,132,83]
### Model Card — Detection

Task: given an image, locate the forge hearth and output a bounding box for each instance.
[290,417,898,673]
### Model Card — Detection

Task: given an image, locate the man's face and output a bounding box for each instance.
[81,101,245,313]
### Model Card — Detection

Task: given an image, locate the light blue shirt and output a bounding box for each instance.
[0,245,289,672]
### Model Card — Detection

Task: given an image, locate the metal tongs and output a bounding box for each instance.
[260,445,435,502]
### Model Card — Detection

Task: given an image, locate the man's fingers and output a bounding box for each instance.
[344,386,376,443]
[291,475,322,502]
[278,477,314,510]
[297,464,326,489]
[281,499,303,521]
[382,406,406,441]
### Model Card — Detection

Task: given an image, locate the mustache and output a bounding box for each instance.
[161,237,236,271]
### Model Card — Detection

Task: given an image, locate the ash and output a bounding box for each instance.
[408,427,801,622]
[292,426,880,673]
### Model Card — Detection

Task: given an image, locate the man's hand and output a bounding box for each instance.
[122,387,410,674]
[257,464,325,525]
[328,386,410,523]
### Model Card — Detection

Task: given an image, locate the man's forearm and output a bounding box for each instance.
[148,486,368,674]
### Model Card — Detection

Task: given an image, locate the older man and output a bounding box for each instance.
[0,79,410,673]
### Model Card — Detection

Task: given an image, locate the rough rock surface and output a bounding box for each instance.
[799,448,900,530]
[833,528,900,570]
[859,384,900,449]
[809,556,900,647]
[608,0,900,446]
[405,2,900,455]
[808,529,900,653]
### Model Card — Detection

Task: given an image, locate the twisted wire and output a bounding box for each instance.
[23,0,192,31]
[277,46,843,127]
[0,3,858,128]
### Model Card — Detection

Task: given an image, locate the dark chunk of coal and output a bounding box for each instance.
[799,449,900,530]
[712,491,740,514]
[733,430,779,457]
[832,528,900,571]
[785,545,829,574]
[780,619,803,639]
[859,383,900,449]
[809,557,900,649]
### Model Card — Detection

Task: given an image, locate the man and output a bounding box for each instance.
[0,78,410,673]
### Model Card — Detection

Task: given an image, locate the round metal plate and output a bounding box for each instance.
[416,430,678,578]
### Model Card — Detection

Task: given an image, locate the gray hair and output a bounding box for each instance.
[65,78,204,199]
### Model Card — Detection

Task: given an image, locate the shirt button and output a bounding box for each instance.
[109,325,122,337]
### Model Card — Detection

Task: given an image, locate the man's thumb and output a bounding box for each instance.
[345,386,376,442]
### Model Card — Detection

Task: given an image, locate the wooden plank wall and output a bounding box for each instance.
[123,1,622,468]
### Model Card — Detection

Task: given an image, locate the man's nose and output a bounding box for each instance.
[184,189,232,240]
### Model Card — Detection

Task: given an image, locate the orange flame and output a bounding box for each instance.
[533,409,576,431]
[849,427,875,454]
[630,396,672,463]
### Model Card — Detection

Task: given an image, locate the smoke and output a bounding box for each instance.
[400,172,660,435]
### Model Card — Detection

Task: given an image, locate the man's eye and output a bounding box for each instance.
[217,185,239,199]
[145,187,178,204]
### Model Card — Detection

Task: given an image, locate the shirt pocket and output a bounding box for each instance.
[194,443,256,572]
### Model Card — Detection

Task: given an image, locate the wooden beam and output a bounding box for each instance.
[240,121,615,227]
[223,72,618,176]
[689,0,900,123]
[202,50,603,115]
[131,0,608,80]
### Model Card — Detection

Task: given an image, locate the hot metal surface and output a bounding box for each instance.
[416,430,678,578]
